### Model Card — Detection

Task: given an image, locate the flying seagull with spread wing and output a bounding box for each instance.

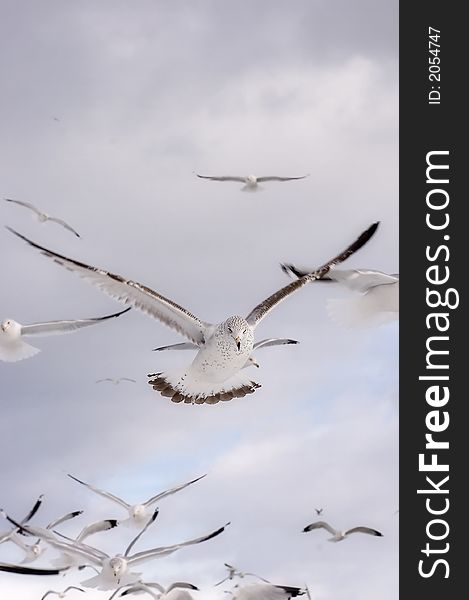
[7,222,378,403]
[5,198,81,237]
[302,520,383,542]
[195,173,309,191]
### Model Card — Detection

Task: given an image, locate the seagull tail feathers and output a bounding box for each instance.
[0,341,41,363]
[147,368,261,405]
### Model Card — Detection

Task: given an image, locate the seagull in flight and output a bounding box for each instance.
[5,198,81,237]
[67,473,206,527]
[281,260,398,328]
[96,377,137,385]
[214,563,270,586]
[0,307,130,363]
[40,587,85,600]
[7,222,378,403]
[4,510,229,591]
[314,508,323,516]
[302,520,383,542]
[108,581,198,600]
[195,173,309,192]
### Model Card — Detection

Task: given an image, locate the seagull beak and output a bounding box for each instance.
[234,336,241,351]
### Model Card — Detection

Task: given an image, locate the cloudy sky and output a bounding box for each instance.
[0,1,398,599]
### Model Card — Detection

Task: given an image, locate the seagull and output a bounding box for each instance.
[4,198,81,237]
[302,520,383,542]
[195,173,309,192]
[232,583,305,600]
[9,509,82,563]
[281,262,398,328]
[7,222,378,403]
[40,587,85,600]
[67,473,206,527]
[0,494,44,545]
[153,338,299,370]
[314,508,323,516]
[108,581,198,600]
[96,378,137,385]
[0,307,130,363]
[4,510,229,591]
[214,563,270,586]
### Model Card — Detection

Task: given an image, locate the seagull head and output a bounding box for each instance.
[109,556,127,582]
[0,319,20,336]
[30,543,43,558]
[224,316,251,352]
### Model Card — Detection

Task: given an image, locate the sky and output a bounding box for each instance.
[0,1,398,599]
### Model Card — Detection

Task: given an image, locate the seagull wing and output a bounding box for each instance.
[143,473,207,507]
[47,510,83,531]
[195,174,246,182]
[214,576,230,587]
[302,521,338,536]
[40,592,56,600]
[124,508,160,557]
[8,228,210,345]
[345,526,383,537]
[0,562,69,575]
[253,338,298,350]
[67,473,130,510]
[244,574,271,583]
[4,198,43,216]
[256,175,309,182]
[119,378,137,383]
[64,588,85,594]
[118,584,160,598]
[245,222,379,327]
[20,308,131,337]
[75,519,119,543]
[127,522,229,566]
[96,378,114,383]
[153,342,199,352]
[47,216,81,238]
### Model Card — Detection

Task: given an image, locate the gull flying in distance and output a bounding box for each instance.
[232,584,305,600]
[96,377,137,385]
[40,587,85,600]
[0,307,131,363]
[195,173,309,192]
[4,198,81,237]
[67,473,206,528]
[214,563,270,586]
[281,258,398,328]
[108,581,199,600]
[7,222,378,404]
[153,338,299,371]
[314,508,323,516]
[4,510,229,591]
[302,520,383,542]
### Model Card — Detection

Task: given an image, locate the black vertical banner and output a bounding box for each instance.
[400,1,465,597]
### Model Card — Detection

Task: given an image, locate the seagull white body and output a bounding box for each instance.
[8,223,378,403]
[6,517,228,591]
[302,520,383,542]
[282,262,398,328]
[0,308,130,363]
[5,198,81,237]
[67,473,206,528]
[232,583,305,600]
[195,173,309,192]
[40,587,85,600]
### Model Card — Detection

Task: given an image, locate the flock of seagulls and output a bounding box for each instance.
[2,164,396,598]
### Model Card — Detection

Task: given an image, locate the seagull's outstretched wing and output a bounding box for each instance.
[282,264,398,292]
[256,175,309,182]
[47,510,83,531]
[345,526,383,537]
[0,495,44,543]
[4,198,43,216]
[96,378,114,384]
[120,377,137,383]
[127,522,230,567]
[47,216,81,238]
[253,338,298,350]
[75,519,119,543]
[21,308,131,337]
[153,342,199,352]
[214,576,230,586]
[302,521,338,535]
[67,473,130,510]
[195,174,246,183]
[143,473,207,507]
[245,222,379,327]
[0,562,69,575]
[124,508,160,557]
[7,228,210,345]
